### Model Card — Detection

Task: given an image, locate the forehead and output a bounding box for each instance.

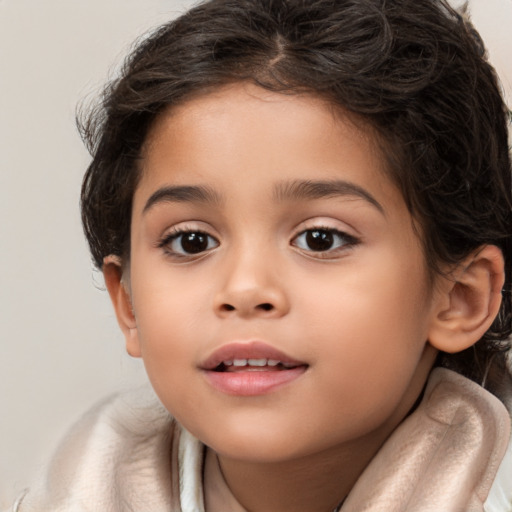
[138,83,394,202]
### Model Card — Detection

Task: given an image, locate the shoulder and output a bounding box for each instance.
[13,385,180,512]
[485,434,512,512]
[343,368,511,512]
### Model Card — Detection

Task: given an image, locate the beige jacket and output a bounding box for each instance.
[8,369,512,512]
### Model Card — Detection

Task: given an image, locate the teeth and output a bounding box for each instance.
[248,359,267,366]
[222,358,292,368]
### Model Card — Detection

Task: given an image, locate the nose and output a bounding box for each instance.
[213,250,290,319]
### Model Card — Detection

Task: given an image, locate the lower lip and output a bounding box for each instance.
[203,367,307,396]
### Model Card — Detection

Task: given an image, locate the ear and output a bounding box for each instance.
[428,245,505,354]
[103,255,142,358]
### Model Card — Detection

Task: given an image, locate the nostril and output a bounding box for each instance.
[217,302,276,314]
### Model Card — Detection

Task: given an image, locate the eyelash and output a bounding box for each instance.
[157,225,360,260]
[291,227,360,258]
[158,227,219,259]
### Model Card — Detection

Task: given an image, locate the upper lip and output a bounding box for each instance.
[200,341,307,370]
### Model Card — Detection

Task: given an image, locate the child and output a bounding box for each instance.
[9,0,512,510]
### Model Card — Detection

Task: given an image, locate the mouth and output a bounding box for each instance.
[212,358,303,372]
[201,341,307,372]
[201,341,308,396]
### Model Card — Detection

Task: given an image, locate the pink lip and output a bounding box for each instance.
[200,341,308,396]
[200,341,305,370]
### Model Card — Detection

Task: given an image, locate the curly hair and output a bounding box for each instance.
[79,0,512,396]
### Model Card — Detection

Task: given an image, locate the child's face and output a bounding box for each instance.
[119,83,443,463]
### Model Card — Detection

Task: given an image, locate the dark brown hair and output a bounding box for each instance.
[79,0,512,395]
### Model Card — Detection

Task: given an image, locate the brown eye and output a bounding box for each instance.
[292,228,358,254]
[305,230,334,251]
[180,232,209,253]
[162,230,219,256]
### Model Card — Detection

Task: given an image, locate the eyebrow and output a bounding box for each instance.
[143,179,384,215]
[273,179,385,214]
[143,185,222,213]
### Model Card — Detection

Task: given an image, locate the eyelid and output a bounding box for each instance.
[290,219,361,258]
[158,229,219,247]
[157,221,219,243]
[157,222,220,259]
[290,217,358,239]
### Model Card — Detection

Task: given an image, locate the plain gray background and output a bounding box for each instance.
[1,0,511,507]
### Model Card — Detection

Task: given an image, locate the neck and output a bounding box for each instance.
[213,434,383,512]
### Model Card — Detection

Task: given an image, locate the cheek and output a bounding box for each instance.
[300,251,430,343]
[132,261,209,330]
[129,271,205,381]
[298,250,431,410]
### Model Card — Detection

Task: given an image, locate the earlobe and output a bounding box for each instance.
[103,255,142,358]
[428,245,504,354]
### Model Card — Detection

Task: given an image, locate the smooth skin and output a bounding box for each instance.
[104,83,504,512]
